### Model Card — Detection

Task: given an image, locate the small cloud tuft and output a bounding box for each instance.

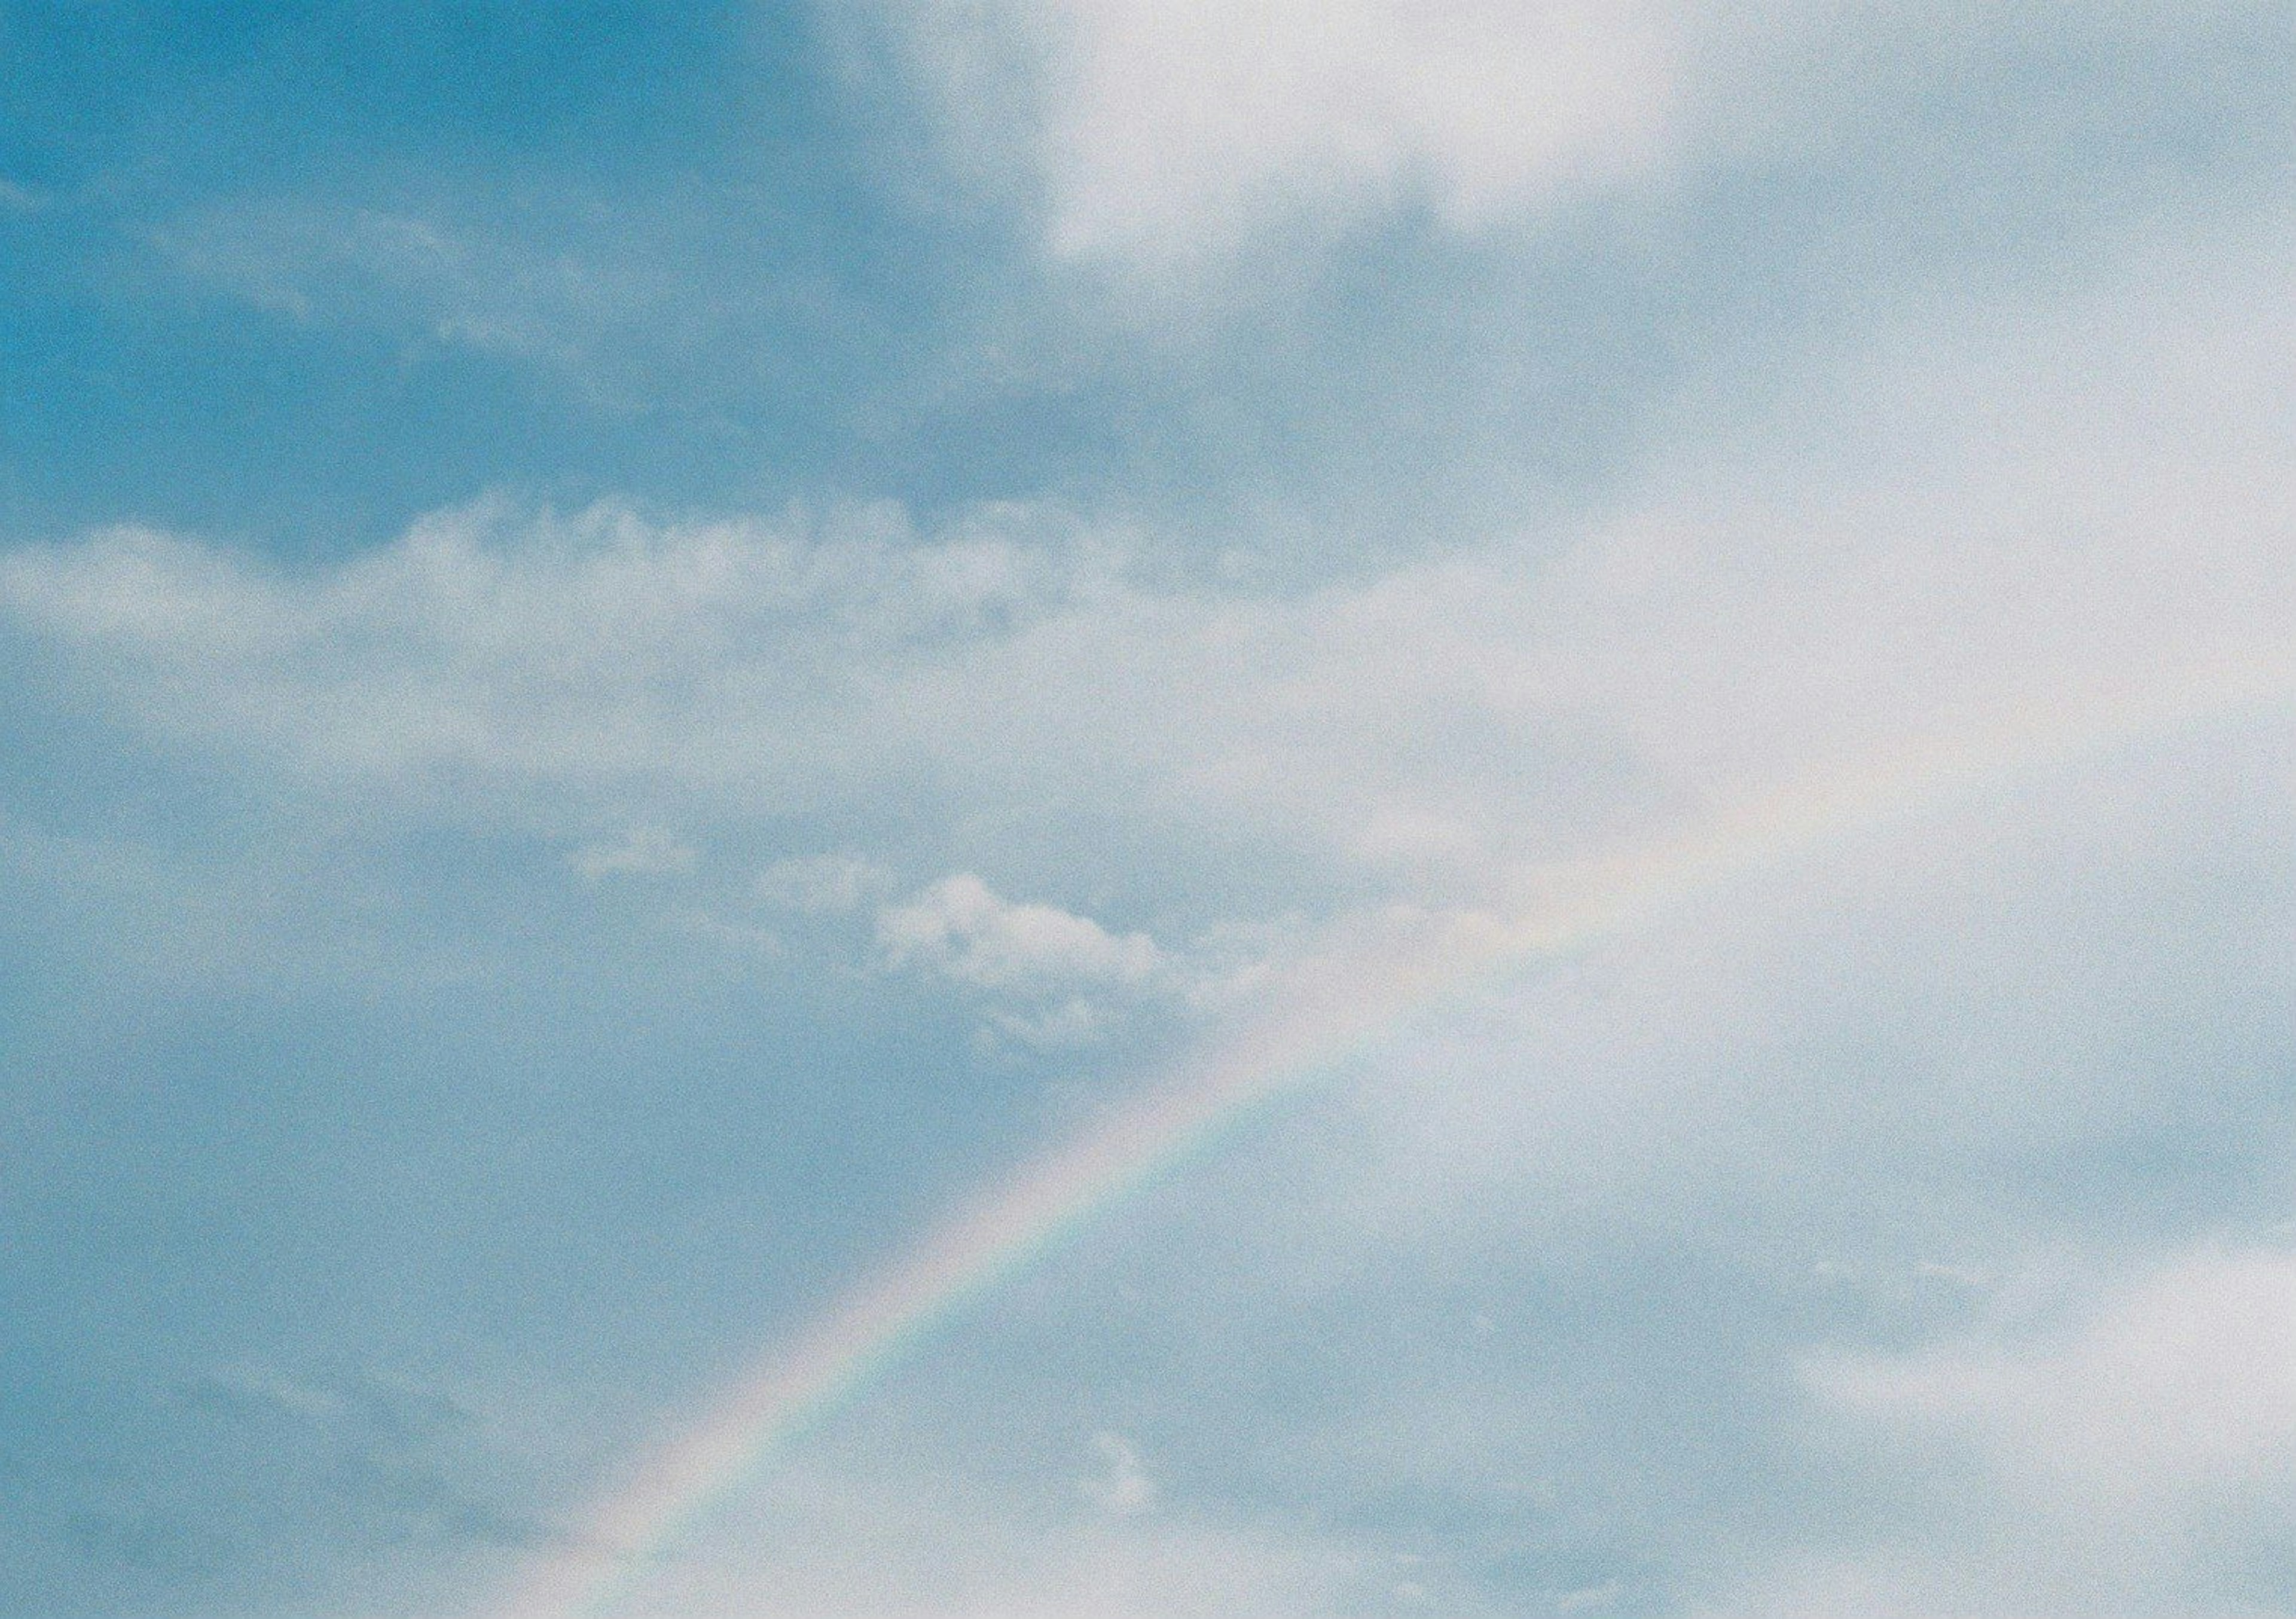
[755,851,893,915]
[878,873,1161,992]
[571,827,695,882]
[1079,1430,1158,1517]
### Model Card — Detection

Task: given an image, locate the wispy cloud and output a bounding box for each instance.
[151,203,659,388]
[1079,1430,1159,1517]
[1714,1245,2296,1616]
[755,851,896,915]
[570,827,696,882]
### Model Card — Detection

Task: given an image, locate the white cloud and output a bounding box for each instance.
[1080,1430,1158,1517]
[884,0,1685,266]
[149,203,671,399]
[1695,1246,2296,1618]
[19,16,2296,1619]
[570,827,695,881]
[664,909,787,958]
[755,851,894,914]
[0,499,1129,823]
[879,873,1162,992]
[987,994,1106,1051]
[2,221,2286,970]
[1808,1245,2296,1509]
[850,0,2296,301]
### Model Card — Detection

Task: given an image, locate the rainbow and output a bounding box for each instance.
[497,649,2289,1618]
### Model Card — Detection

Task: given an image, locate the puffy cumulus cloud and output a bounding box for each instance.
[880,872,1162,992]
[861,880,1340,1048]
[875,0,1685,266]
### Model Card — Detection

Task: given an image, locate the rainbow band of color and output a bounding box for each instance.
[499,650,2290,1618]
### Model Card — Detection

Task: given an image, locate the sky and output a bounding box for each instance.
[1,3,2292,1616]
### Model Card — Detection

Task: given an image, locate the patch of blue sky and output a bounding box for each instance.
[2,1,975,548]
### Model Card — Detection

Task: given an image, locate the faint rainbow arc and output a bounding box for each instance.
[500,648,2289,1618]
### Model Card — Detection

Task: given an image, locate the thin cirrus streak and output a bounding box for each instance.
[496,646,2291,1619]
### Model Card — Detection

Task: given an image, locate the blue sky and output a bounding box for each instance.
[2,4,2292,1616]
